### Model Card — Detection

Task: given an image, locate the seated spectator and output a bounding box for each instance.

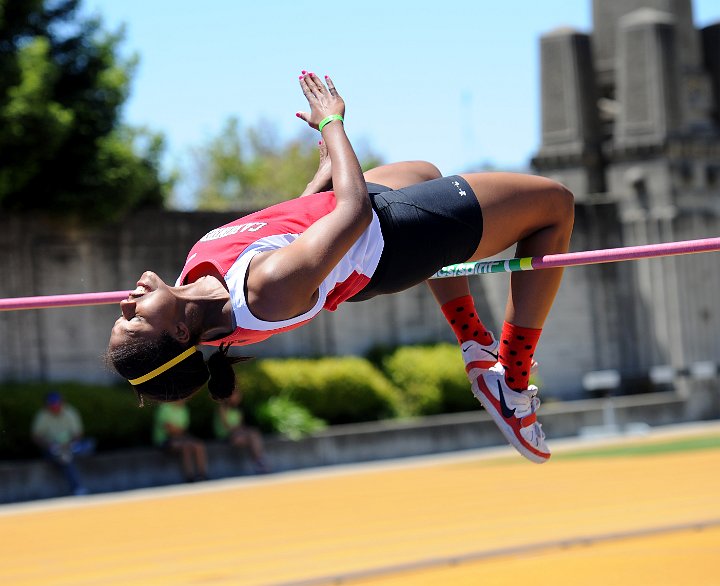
[214,387,269,473]
[153,399,208,482]
[31,391,95,496]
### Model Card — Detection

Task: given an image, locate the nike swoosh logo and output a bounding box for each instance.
[497,380,516,419]
[461,343,498,361]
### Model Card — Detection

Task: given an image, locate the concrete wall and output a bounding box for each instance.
[2,388,718,504]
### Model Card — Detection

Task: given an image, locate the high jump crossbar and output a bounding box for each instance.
[0,236,719,311]
[431,236,720,278]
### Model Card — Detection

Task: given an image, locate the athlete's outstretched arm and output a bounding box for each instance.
[247,73,372,320]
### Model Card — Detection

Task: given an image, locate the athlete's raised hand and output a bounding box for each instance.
[296,72,344,130]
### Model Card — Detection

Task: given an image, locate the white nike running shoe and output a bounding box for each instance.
[461,337,538,382]
[471,362,550,464]
[461,337,500,379]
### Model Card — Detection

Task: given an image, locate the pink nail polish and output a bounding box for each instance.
[296,112,301,118]
[302,70,307,74]
[324,75,329,79]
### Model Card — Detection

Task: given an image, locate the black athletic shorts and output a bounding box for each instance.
[349,175,483,301]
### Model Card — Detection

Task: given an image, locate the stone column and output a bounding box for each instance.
[614,9,681,149]
[592,0,701,88]
[702,23,720,126]
[533,27,604,195]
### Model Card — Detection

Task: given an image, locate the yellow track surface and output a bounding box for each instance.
[1,424,719,586]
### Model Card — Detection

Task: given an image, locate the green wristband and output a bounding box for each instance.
[318,114,344,132]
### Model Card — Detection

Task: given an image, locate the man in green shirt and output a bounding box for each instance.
[31,391,95,495]
[153,400,208,482]
[214,388,268,473]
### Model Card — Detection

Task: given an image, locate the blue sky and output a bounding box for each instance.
[83,1,720,203]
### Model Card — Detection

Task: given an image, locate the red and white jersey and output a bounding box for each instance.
[176,191,384,346]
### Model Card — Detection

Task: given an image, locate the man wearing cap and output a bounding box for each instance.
[31,391,95,496]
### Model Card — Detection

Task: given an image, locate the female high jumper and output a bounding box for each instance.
[107,72,574,463]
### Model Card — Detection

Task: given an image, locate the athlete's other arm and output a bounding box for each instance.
[300,140,332,197]
[247,73,371,320]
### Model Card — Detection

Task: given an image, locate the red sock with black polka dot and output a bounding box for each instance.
[440,295,494,346]
[499,321,542,391]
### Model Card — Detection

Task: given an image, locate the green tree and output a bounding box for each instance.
[0,0,169,220]
[191,117,384,210]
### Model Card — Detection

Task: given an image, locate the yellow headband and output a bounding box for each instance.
[128,346,199,386]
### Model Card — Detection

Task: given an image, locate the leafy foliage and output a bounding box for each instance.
[238,357,404,425]
[0,0,169,220]
[190,117,384,210]
[256,396,326,440]
[381,344,481,415]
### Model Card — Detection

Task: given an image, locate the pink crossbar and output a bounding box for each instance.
[0,291,130,311]
[532,236,720,269]
[1,237,719,311]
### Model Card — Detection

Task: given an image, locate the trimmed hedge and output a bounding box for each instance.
[381,344,481,415]
[237,357,405,425]
[256,396,327,440]
[0,344,489,459]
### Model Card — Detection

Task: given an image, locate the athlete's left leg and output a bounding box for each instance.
[366,164,498,351]
[459,172,575,331]
[366,163,497,353]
